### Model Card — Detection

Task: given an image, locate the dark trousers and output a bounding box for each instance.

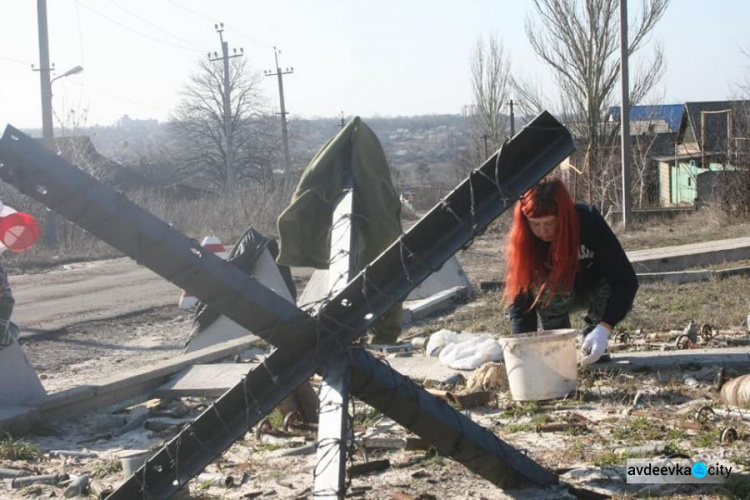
[511,279,611,334]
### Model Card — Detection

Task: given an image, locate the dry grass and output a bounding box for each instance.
[0,433,43,461]
[623,274,750,332]
[405,269,750,339]
[615,205,750,251]
[1,184,291,273]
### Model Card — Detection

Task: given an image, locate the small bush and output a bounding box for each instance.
[0,433,43,461]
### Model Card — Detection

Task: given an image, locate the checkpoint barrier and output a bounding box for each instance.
[0,112,575,498]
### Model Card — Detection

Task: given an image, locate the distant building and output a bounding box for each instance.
[608,104,683,135]
[116,114,159,130]
[460,105,478,117]
[52,135,208,199]
[653,100,750,206]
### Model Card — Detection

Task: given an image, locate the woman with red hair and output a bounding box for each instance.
[503,177,638,365]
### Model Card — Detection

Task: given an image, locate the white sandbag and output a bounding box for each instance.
[438,335,504,370]
[425,329,480,357]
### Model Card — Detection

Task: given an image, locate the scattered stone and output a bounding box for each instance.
[465,362,509,393]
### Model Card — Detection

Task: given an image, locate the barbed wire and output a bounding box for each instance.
[1,121,565,498]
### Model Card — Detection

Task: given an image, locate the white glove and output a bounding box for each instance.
[580,324,610,366]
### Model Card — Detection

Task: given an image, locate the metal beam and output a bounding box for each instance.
[0,111,575,498]
[315,183,356,499]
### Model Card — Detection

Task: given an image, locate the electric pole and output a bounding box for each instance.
[480,133,490,159]
[264,48,293,192]
[338,111,345,128]
[508,99,515,138]
[209,23,243,193]
[619,0,632,228]
[35,0,59,249]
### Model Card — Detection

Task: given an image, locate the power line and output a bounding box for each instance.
[74,0,204,53]
[104,0,205,51]
[225,26,274,51]
[64,79,171,113]
[0,55,30,66]
[168,0,218,24]
[72,0,86,67]
[167,0,273,51]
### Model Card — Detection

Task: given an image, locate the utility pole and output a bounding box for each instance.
[35,0,59,249]
[619,0,632,228]
[480,133,490,159]
[508,99,515,138]
[338,111,345,128]
[264,48,293,192]
[209,23,243,193]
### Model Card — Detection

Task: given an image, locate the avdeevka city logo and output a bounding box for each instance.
[691,461,708,479]
[627,457,731,484]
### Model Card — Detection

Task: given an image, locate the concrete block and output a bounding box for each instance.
[15,337,260,428]
[298,255,473,311]
[408,256,473,300]
[296,268,331,313]
[591,346,750,373]
[0,405,39,433]
[184,248,294,353]
[0,340,46,405]
[628,236,750,273]
[637,265,750,285]
[386,355,464,383]
[402,286,468,324]
[155,363,260,398]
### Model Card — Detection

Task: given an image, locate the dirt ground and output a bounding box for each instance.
[18,232,509,395]
[4,229,750,499]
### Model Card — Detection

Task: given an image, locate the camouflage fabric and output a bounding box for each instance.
[534,278,612,331]
[0,266,15,348]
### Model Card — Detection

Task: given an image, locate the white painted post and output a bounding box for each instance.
[314,184,355,499]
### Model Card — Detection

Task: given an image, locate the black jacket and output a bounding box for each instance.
[509,204,638,330]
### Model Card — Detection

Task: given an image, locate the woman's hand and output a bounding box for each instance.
[580,323,610,365]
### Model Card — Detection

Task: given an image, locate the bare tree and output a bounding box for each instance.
[470,35,513,158]
[169,57,279,192]
[525,0,670,203]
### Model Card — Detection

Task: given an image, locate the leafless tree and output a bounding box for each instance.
[169,57,280,192]
[524,0,670,203]
[470,35,513,158]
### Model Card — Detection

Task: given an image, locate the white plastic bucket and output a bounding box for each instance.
[502,329,578,401]
[120,450,150,476]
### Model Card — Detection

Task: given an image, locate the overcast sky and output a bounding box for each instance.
[1,0,749,129]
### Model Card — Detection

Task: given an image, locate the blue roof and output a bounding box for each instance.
[608,104,684,132]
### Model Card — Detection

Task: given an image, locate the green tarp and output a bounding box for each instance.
[277,117,403,343]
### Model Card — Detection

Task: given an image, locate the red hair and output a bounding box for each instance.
[503,177,580,307]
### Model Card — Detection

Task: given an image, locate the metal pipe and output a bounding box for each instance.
[48,450,98,459]
[11,473,68,488]
[197,473,234,487]
[0,468,26,479]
